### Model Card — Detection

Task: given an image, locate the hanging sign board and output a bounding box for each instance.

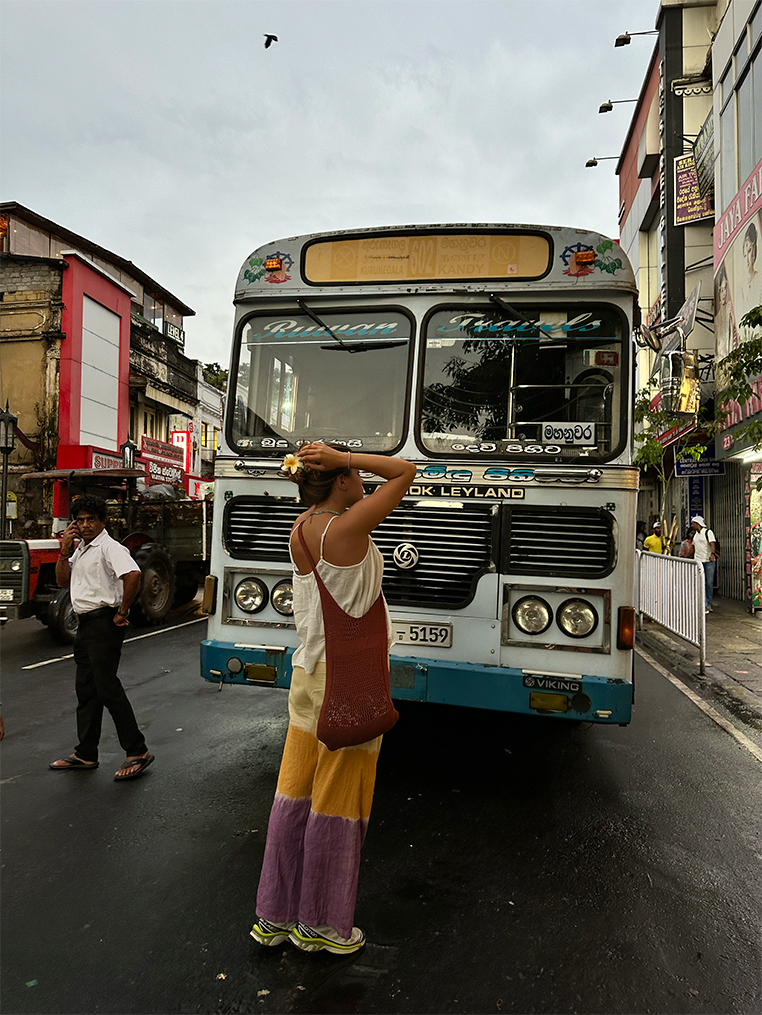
[674,154,714,225]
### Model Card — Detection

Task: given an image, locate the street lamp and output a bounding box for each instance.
[0,400,18,535]
[120,437,138,470]
[585,156,619,168]
[599,99,638,113]
[615,30,659,47]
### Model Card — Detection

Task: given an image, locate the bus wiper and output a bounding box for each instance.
[489,293,535,324]
[321,340,408,352]
[296,300,355,352]
[297,300,405,353]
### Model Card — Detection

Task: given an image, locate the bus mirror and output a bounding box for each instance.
[660,350,700,418]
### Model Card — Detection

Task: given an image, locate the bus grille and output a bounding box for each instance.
[0,541,28,605]
[374,504,496,608]
[501,506,615,578]
[223,498,496,609]
[224,499,304,560]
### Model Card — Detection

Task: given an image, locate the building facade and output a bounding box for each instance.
[0,203,210,533]
[616,0,761,609]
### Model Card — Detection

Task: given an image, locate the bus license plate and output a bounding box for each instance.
[393,622,452,647]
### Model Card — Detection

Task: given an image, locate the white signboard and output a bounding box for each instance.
[541,422,597,445]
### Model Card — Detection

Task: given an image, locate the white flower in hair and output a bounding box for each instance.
[281,453,300,475]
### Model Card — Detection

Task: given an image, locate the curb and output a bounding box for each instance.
[636,629,762,728]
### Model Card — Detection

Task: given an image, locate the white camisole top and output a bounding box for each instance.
[290,515,392,675]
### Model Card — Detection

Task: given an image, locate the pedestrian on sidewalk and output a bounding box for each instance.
[48,495,154,781]
[636,520,646,550]
[644,521,664,554]
[691,515,718,613]
[678,529,695,558]
[250,442,415,956]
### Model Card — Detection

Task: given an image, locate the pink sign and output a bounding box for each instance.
[714,157,762,265]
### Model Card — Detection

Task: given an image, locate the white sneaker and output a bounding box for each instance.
[250,918,295,946]
[289,922,366,954]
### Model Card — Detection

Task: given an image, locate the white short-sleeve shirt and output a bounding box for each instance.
[692,527,716,563]
[69,529,140,614]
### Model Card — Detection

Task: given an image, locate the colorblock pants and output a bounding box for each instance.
[256,663,382,940]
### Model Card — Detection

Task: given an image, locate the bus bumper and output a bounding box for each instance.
[201,640,633,725]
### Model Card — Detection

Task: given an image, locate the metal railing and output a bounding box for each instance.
[636,550,706,673]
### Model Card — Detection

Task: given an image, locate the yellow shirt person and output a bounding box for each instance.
[643,524,664,554]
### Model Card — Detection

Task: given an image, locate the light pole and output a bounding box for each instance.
[585,156,619,168]
[614,30,659,48]
[0,401,18,536]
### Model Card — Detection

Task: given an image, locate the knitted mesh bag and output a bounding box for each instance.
[297,523,398,751]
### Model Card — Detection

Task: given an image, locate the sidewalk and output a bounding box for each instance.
[636,596,762,726]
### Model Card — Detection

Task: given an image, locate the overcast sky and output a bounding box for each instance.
[1,0,660,364]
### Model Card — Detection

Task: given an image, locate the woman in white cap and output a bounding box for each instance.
[690,516,717,612]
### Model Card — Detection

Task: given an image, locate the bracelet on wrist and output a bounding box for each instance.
[58,552,72,559]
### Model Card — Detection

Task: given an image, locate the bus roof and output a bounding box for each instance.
[234,223,636,299]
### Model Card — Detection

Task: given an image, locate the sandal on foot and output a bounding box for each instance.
[114,753,155,781]
[49,756,99,771]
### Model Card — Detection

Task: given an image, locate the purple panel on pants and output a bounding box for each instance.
[256,794,368,940]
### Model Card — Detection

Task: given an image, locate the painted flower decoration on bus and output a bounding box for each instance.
[265,251,294,284]
[560,240,624,278]
[243,257,266,284]
[280,453,301,475]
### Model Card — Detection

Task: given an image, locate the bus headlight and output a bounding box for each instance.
[557,598,598,638]
[271,580,294,616]
[512,596,553,635]
[234,578,268,613]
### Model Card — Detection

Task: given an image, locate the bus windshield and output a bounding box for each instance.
[231,309,411,454]
[421,304,625,459]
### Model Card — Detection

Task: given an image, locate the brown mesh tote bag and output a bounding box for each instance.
[297,523,398,751]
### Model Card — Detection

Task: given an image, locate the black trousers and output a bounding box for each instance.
[73,607,147,763]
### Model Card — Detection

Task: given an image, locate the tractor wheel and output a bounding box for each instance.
[47,588,79,645]
[131,544,176,627]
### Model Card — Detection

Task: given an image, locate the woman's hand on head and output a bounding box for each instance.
[297,442,347,472]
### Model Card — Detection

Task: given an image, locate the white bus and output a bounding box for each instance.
[201,224,639,725]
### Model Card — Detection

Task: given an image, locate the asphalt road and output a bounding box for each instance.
[1,612,760,1015]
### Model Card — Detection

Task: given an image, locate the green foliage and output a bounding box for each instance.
[202,362,228,392]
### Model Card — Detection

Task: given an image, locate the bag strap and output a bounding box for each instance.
[296,522,318,574]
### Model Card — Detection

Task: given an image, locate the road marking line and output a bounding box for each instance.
[22,617,207,670]
[636,646,762,764]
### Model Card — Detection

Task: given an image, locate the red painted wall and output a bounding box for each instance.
[58,253,132,462]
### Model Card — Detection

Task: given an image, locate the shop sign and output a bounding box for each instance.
[91,450,123,470]
[687,476,704,520]
[692,110,715,200]
[141,436,184,467]
[675,445,725,476]
[746,463,762,610]
[164,321,186,348]
[674,154,713,225]
[655,420,696,448]
[170,430,192,471]
[714,157,762,265]
[145,459,183,485]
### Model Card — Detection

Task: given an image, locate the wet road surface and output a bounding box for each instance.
[1,615,760,1015]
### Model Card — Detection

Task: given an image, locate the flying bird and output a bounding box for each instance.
[264,34,278,49]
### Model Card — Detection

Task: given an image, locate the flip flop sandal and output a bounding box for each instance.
[49,757,99,770]
[114,753,155,781]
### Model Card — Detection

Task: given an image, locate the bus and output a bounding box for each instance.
[200,224,639,725]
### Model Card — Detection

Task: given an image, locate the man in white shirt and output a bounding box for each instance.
[48,495,155,781]
[690,514,718,614]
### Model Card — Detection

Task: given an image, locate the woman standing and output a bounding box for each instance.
[251,442,416,954]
